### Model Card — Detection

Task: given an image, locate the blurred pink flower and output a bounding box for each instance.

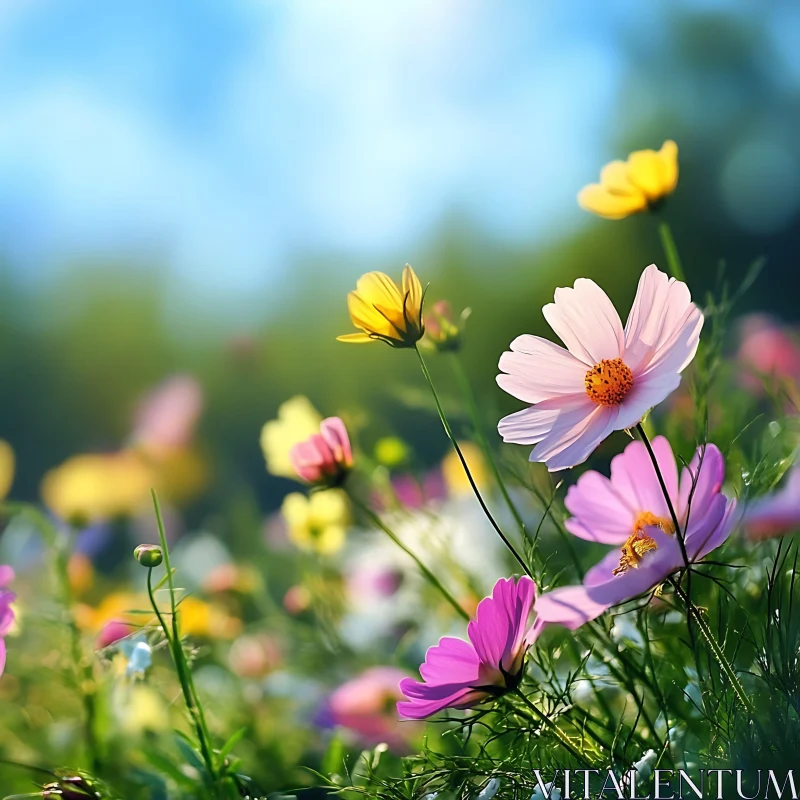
[744,467,800,540]
[132,375,203,454]
[497,265,703,471]
[535,437,737,629]
[229,634,282,679]
[319,667,418,750]
[96,620,137,649]
[347,565,404,601]
[737,314,800,393]
[0,566,15,677]
[398,576,540,719]
[289,417,353,486]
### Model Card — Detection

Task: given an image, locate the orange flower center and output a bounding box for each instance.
[613,512,675,576]
[584,358,634,406]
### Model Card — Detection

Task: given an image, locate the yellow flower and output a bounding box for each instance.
[41,451,154,527]
[337,264,425,348]
[281,489,349,555]
[442,441,489,496]
[260,396,322,478]
[578,140,678,219]
[0,440,14,501]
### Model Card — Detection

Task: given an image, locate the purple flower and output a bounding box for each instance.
[397,576,540,720]
[0,566,15,677]
[535,437,737,630]
[743,466,800,540]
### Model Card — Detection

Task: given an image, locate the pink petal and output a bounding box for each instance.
[678,444,725,519]
[0,638,5,677]
[534,585,612,630]
[497,335,587,403]
[396,686,479,719]
[683,493,728,561]
[692,499,738,559]
[624,265,703,376]
[530,405,618,472]
[0,566,13,587]
[564,472,637,544]
[609,437,678,519]
[418,637,481,684]
[320,417,353,466]
[497,394,593,446]
[614,371,683,430]
[583,550,627,587]
[543,278,625,366]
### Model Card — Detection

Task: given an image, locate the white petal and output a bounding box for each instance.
[497,335,587,403]
[543,278,625,366]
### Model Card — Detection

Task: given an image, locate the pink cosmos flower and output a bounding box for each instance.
[318,667,419,751]
[497,265,703,471]
[743,466,800,540]
[289,417,353,485]
[534,437,737,629]
[736,314,800,394]
[132,375,203,454]
[397,576,540,719]
[0,566,15,677]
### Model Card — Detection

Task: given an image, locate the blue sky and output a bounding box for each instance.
[0,0,787,304]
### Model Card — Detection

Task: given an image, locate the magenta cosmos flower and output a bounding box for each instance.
[743,466,800,540]
[289,417,353,486]
[0,566,15,677]
[497,265,703,470]
[397,576,540,719]
[534,436,737,629]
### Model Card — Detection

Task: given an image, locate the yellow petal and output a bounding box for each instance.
[354,271,403,309]
[626,149,669,201]
[657,140,679,193]
[260,396,322,478]
[578,184,647,219]
[0,441,14,502]
[599,161,643,197]
[347,291,399,338]
[402,264,423,321]
[336,332,374,343]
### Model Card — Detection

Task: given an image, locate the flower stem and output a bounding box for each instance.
[414,346,531,577]
[347,493,469,621]
[2,503,100,773]
[149,491,219,785]
[658,221,685,282]
[512,688,584,762]
[635,424,689,565]
[449,354,532,548]
[670,580,753,714]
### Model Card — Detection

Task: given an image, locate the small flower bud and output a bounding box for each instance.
[133,544,163,568]
[423,300,470,353]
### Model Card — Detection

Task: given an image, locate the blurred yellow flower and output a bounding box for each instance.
[41,451,154,527]
[149,447,210,506]
[578,140,678,219]
[75,591,146,633]
[374,437,410,468]
[77,590,240,640]
[281,489,349,555]
[337,265,425,348]
[0,440,14,501]
[442,441,488,496]
[178,595,242,640]
[114,684,169,734]
[260,396,322,478]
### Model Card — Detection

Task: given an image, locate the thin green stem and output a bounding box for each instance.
[512,688,585,762]
[150,491,218,784]
[658,221,685,282]
[2,503,100,773]
[449,354,530,544]
[414,346,531,577]
[671,580,753,714]
[348,493,469,621]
